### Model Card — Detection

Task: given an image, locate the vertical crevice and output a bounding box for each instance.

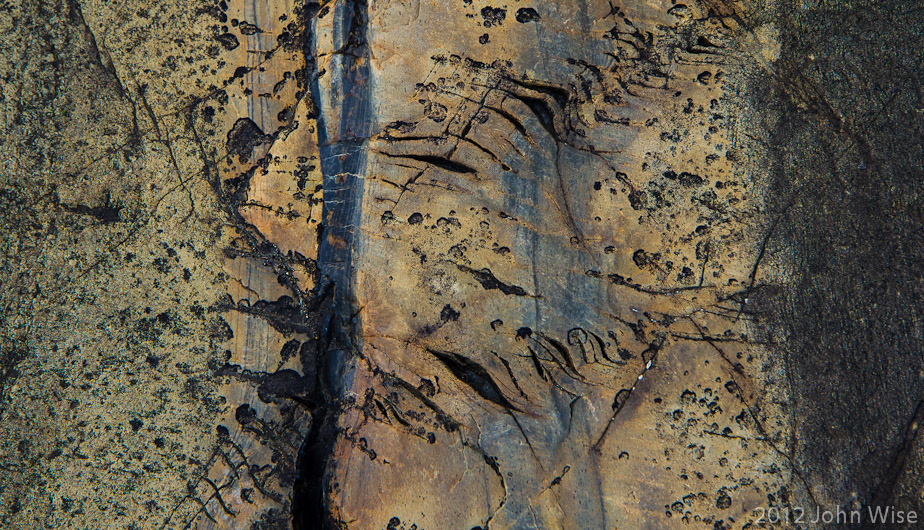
[292,0,372,528]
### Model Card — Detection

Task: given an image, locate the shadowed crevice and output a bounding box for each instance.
[292,0,372,528]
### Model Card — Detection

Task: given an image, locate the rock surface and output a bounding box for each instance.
[1,0,923,529]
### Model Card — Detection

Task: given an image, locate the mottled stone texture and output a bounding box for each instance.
[0,0,318,528]
[1,0,923,529]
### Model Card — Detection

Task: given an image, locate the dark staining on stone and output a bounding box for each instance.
[294,163,317,191]
[235,403,260,430]
[724,380,739,394]
[208,315,234,342]
[479,33,489,45]
[205,3,228,23]
[257,369,313,405]
[440,304,460,323]
[515,7,541,23]
[62,195,122,224]
[250,509,289,529]
[663,169,703,187]
[436,216,462,231]
[382,120,417,134]
[455,263,529,296]
[230,65,250,82]
[215,88,230,106]
[418,378,437,398]
[280,339,300,365]
[716,490,732,509]
[420,304,462,336]
[277,106,295,123]
[135,311,188,344]
[616,347,634,361]
[679,172,704,187]
[238,21,262,35]
[660,129,682,142]
[480,7,506,28]
[448,243,467,260]
[219,295,312,334]
[227,118,270,163]
[216,32,240,50]
[423,100,448,122]
[387,516,416,530]
[628,189,647,210]
[632,249,656,268]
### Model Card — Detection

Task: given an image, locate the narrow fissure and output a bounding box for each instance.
[291,0,372,528]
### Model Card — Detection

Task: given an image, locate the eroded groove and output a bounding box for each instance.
[455,263,530,296]
[426,348,520,412]
[376,151,477,175]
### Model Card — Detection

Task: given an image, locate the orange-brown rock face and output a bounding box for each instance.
[310,1,795,528]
